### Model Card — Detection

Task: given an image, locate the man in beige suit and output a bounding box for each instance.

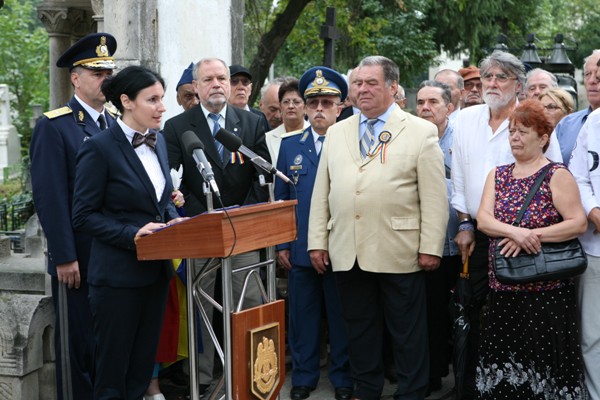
[308,56,448,400]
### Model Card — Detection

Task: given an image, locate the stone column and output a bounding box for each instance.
[37,7,91,109]
[90,0,105,33]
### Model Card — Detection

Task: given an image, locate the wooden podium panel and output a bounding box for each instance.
[136,200,297,260]
[231,300,286,400]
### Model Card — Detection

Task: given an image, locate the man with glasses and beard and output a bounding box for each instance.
[450,51,563,399]
[275,66,353,400]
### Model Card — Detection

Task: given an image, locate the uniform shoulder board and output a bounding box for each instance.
[43,106,72,120]
[105,103,120,117]
[281,129,304,139]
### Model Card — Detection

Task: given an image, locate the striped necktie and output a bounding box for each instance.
[360,118,377,158]
[208,113,224,158]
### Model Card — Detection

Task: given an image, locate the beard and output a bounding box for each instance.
[483,90,514,111]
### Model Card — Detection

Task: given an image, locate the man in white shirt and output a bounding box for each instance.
[451,50,562,399]
[569,99,600,399]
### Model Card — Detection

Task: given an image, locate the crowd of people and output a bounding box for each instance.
[29,29,600,400]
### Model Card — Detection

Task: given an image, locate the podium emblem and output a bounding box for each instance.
[250,323,281,399]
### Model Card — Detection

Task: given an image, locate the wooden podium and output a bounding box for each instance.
[137,200,296,400]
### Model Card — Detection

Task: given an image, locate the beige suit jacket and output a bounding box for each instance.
[307,105,449,273]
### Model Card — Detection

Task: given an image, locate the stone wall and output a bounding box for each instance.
[0,217,55,400]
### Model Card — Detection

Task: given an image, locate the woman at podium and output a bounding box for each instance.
[72,65,184,400]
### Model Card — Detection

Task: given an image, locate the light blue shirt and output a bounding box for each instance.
[555,107,592,166]
[439,123,459,256]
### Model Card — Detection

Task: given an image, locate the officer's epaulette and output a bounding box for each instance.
[43,106,72,119]
[281,129,304,139]
[105,103,120,117]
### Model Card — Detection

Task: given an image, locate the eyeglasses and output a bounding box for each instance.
[543,104,562,111]
[481,72,517,83]
[464,81,482,90]
[306,98,339,109]
[281,99,304,107]
[230,77,251,86]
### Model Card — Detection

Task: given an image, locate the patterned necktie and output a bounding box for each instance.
[98,113,107,130]
[208,113,224,158]
[360,118,377,158]
[132,131,157,150]
[317,135,325,156]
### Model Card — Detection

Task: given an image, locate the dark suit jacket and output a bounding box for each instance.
[163,104,270,216]
[337,106,356,122]
[30,96,116,277]
[72,124,178,288]
[249,107,271,132]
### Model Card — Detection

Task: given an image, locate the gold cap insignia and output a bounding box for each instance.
[96,36,109,57]
[304,69,341,98]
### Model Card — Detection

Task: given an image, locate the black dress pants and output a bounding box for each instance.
[335,261,429,400]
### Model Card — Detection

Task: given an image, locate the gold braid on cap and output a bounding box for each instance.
[304,69,341,97]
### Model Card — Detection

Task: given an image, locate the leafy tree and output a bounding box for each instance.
[0,0,48,154]
[245,0,439,103]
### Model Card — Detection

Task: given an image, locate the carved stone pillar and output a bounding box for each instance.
[37,7,91,109]
[90,0,104,32]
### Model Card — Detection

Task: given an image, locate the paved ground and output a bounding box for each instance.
[160,361,456,399]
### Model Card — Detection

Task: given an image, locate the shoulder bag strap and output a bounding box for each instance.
[512,163,553,226]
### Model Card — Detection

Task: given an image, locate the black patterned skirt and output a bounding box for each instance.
[475,284,587,399]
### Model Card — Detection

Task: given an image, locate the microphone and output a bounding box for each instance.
[180,130,221,196]
[215,128,290,183]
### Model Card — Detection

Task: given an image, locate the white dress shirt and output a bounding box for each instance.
[569,108,600,256]
[451,104,563,218]
[117,118,165,201]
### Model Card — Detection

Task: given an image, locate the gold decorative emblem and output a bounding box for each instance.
[78,111,85,122]
[250,322,280,400]
[379,131,391,143]
[312,70,329,88]
[96,36,109,57]
[253,337,278,394]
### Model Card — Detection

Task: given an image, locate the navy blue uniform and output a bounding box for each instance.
[275,127,352,390]
[30,96,116,399]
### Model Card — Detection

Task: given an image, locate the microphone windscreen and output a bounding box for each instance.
[215,128,242,151]
[181,130,204,154]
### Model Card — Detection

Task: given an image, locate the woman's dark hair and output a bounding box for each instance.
[509,99,554,152]
[278,78,302,103]
[101,66,165,113]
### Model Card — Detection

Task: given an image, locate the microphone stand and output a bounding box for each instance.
[203,181,214,212]
[258,173,275,203]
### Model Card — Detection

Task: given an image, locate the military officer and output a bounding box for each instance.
[30,32,117,400]
[274,66,353,400]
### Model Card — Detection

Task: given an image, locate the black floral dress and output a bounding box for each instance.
[475,163,587,400]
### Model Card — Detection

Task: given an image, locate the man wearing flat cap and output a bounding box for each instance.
[308,56,448,399]
[228,64,270,131]
[176,62,199,111]
[275,66,353,400]
[30,32,118,400]
[458,65,484,108]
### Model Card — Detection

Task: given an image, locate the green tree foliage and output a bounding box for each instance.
[0,0,49,154]
[245,0,439,90]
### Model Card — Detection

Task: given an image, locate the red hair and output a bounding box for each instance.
[509,99,554,152]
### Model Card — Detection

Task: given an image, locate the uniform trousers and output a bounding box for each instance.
[194,251,263,386]
[335,261,429,400]
[288,265,352,389]
[577,254,600,399]
[51,276,94,400]
[88,278,170,400]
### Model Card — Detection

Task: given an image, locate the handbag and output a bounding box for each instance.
[493,164,587,285]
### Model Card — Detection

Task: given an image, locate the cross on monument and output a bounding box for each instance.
[320,7,340,68]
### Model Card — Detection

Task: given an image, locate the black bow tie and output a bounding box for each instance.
[132,131,157,150]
